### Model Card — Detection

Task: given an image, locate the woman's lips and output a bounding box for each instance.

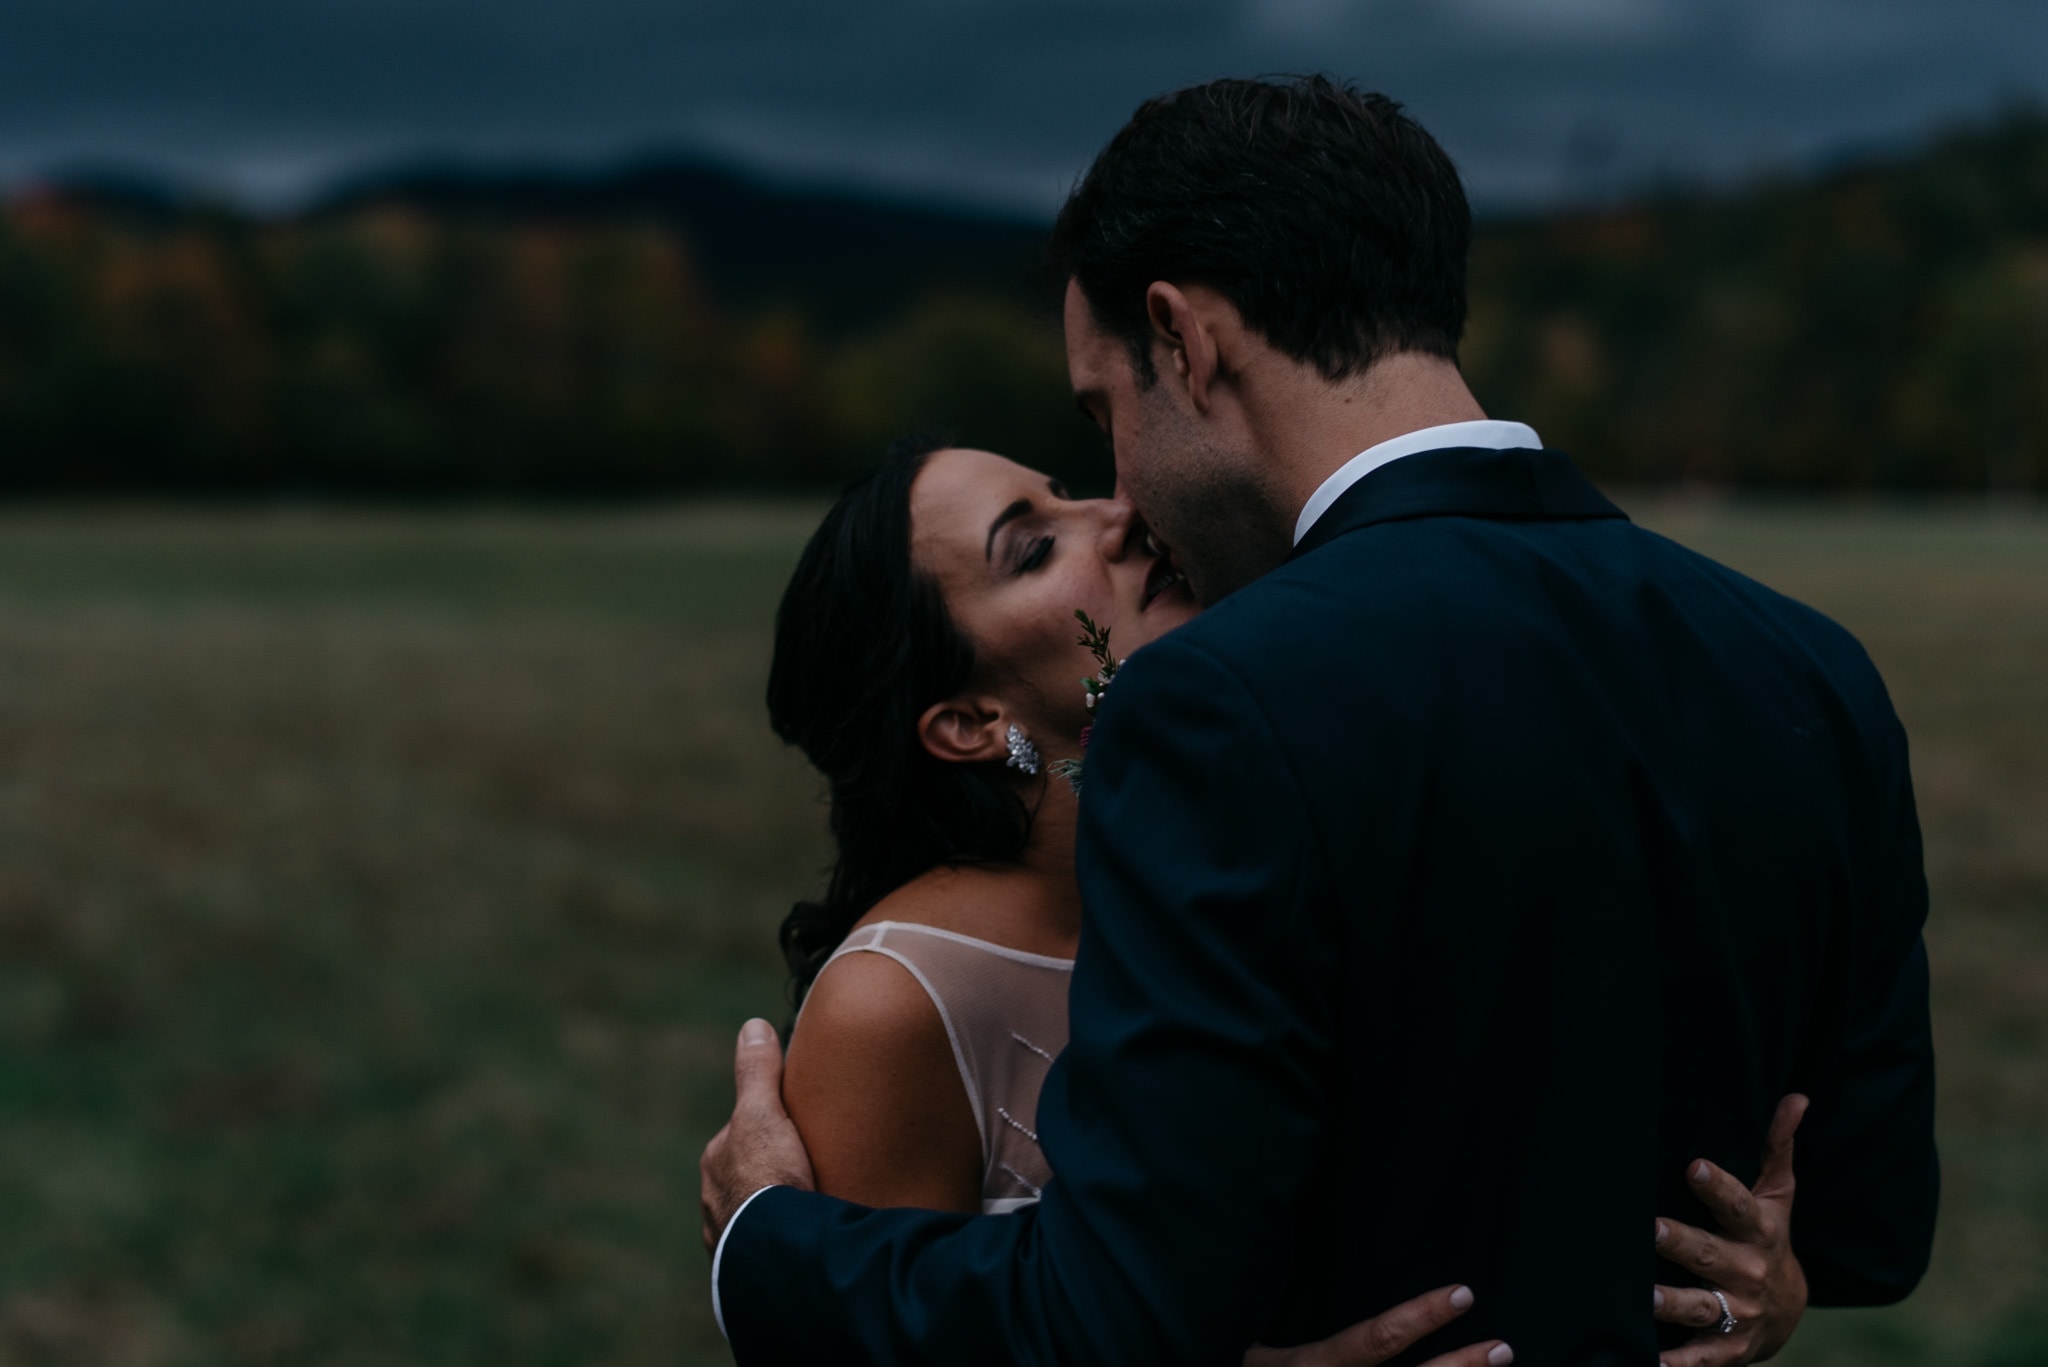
[1142,555,1187,609]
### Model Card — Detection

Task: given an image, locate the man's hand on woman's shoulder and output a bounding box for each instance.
[699,1020,814,1254]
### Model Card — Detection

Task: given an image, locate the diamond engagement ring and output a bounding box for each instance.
[1712,1288,1738,1335]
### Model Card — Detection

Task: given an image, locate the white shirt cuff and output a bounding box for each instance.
[710,1184,781,1342]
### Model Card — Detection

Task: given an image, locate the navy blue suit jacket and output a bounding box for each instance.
[717,448,1937,1365]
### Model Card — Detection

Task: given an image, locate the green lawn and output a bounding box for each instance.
[0,499,2040,1367]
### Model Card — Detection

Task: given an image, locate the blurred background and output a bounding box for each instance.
[0,3,2042,1364]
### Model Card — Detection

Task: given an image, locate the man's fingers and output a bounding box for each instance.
[1321,1285,1476,1365]
[1755,1092,1808,1199]
[732,1018,785,1115]
[1653,1285,1728,1330]
[1679,1159,1759,1238]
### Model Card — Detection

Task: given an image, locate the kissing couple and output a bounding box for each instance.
[700,76,1937,1366]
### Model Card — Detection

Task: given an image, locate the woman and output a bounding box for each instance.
[765,437,1805,1367]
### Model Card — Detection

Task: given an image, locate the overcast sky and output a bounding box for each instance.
[4,0,2043,218]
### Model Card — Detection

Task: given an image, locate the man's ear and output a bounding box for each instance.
[917,696,1009,766]
[1144,281,1220,413]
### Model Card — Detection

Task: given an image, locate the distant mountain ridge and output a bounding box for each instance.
[23,153,1058,334]
[33,104,2044,335]
[310,156,1057,332]
[8,106,2042,496]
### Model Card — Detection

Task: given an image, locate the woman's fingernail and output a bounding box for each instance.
[1653,1287,1665,1309]
[1449,1285,1474,1310]
[1654,1220,1670,1245]
[1691,1161,1711,1185]
[740,1018,774,1046]
[1487,1346,1514,1367]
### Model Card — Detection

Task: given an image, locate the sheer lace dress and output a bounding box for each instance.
[805,920,1073,1213]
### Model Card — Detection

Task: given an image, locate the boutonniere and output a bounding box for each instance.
[1049,609,1123,794]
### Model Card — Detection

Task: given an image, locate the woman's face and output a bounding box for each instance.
[909,447,1198,743]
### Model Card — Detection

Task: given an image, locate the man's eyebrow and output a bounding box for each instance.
[985,498,1032,562]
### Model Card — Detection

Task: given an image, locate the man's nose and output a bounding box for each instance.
[1097,497,1141,560]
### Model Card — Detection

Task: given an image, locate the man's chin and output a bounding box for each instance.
[1131,591,1203,643]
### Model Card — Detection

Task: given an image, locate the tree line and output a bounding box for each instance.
[1,107,2042,497]
[1464,106,2048,494]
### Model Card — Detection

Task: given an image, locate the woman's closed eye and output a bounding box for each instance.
[1016,536,1054,573]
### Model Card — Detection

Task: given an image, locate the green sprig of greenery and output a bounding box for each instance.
[1050,610,1125,793]
[1073,609,1120,710]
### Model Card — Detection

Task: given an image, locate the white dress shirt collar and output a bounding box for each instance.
[1292,419,1544,546]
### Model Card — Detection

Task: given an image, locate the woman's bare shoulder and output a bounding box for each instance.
[783,930,982,1210]
[791,944,944,1052]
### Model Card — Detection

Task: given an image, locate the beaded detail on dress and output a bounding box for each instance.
[806,921,1073,1213]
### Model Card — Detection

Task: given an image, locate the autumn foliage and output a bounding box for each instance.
[1,108,2043,496]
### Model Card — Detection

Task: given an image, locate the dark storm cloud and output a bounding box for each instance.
[3,0,2042,213]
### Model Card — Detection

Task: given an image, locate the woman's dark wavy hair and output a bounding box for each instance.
[1050,74,1470,387]
[766,436,1031,1010]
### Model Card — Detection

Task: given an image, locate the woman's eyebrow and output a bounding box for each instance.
[985,499,1032,562]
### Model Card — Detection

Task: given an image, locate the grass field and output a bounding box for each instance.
[0,499,2041,1367]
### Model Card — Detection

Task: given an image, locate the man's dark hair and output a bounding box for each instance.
[1049,75,1471,387]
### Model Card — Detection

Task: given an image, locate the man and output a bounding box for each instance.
[701,77,1937,1365]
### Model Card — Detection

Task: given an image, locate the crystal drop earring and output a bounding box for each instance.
[1004,723,1041,776]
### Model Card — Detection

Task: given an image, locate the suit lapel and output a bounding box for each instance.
[1288,447,1628,562]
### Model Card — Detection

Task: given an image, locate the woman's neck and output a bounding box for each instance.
[865,774,1085,956]
[1010,774,1083,942]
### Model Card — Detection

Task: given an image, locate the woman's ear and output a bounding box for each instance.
[916,696,1009,766]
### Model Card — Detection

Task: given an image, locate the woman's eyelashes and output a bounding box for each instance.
[1016,535,1054,574]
